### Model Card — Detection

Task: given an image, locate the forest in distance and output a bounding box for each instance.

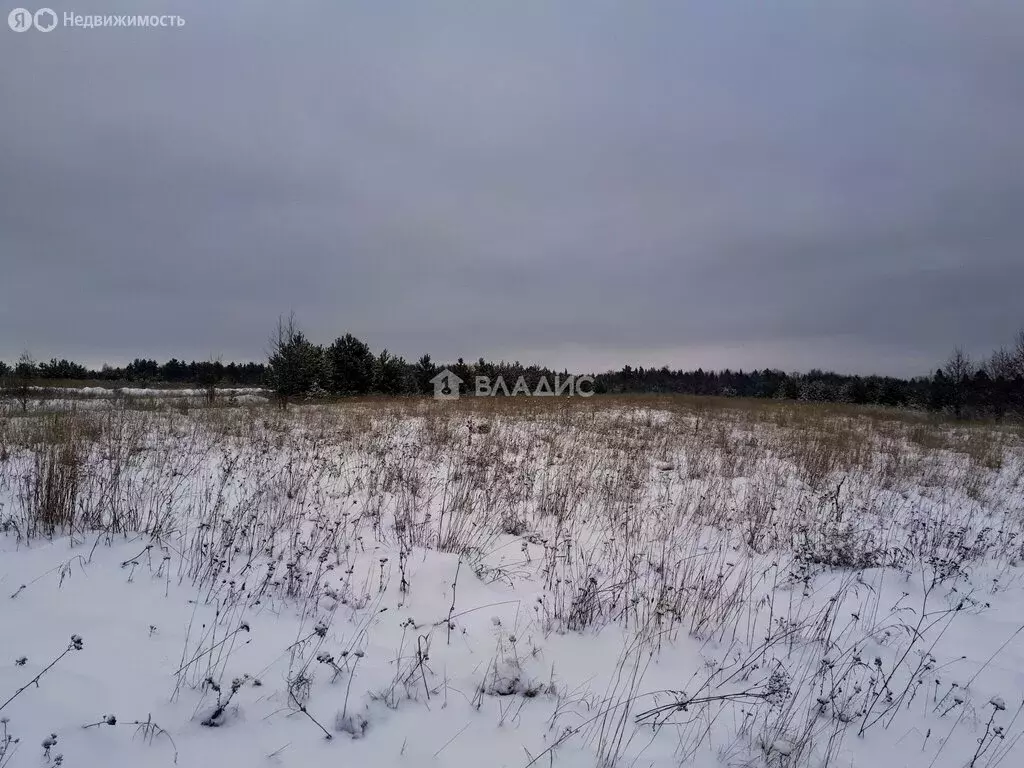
[3,324,1024,420]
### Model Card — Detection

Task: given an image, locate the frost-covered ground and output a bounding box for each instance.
[0,386,270,415]
[1,398,1023,768]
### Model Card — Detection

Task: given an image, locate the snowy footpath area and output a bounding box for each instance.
[1,401,1023,768]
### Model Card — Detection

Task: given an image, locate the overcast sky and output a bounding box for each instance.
[2,1,1022,376]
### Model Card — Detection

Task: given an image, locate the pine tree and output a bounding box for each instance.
[413,354,437,394]
[374,349,408,395]
[267,315,323,407]
[326,333,375,395]
[451,358,471,396]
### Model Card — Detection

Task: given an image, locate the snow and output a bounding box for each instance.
[1,401,1023,767]
[116,387,270,398]
[0,387,270,415]
[15,386,270,397]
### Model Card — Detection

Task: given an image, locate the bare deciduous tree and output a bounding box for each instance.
[196,355,222,405]
[12,351,37,414]
[943,347,973,419]
[1012,329,1024,378]
[985,347,1016,380]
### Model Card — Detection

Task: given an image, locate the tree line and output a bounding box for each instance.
[0,355,265,386]
[3,322,1024,419]
[262,317,1024,418]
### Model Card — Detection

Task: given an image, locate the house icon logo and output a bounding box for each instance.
[430,369,463,400]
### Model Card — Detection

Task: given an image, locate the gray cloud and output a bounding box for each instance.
[2,0,1023,375]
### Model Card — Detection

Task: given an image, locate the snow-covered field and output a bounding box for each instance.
[0,387,270,415]
[1,398,1022,768]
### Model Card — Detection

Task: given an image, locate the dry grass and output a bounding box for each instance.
[2,394,1023,767]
